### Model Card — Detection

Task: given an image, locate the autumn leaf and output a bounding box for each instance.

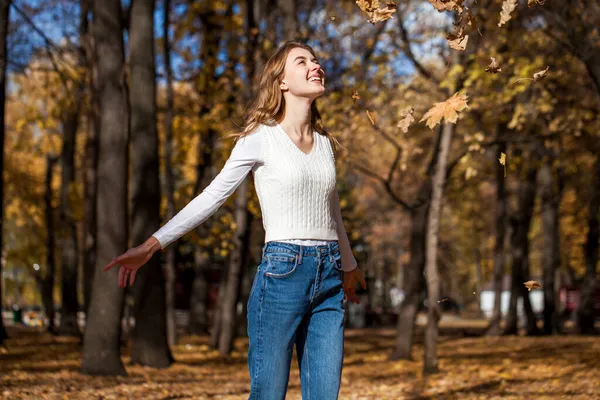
[366,110,376,125]
[524,280,543,291]
[356,0,397,24]
[352,90,360,103]
[485,57,502,73]
[420,92,469,130]
[397,107,415,133]
[533,66,550,81]
[447,29,469,51]
[329,15,336,21]
[498,0,518,27]
[499,151,507,177]
[528,0,546,6]
[510,66,550,85]
[428,0,464,13]
[370,2,397,23]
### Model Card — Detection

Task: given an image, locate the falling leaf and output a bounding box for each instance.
[438,297,449,303]
[524,281,543,291]
[356,0,397,24]
[498,0,518,27]
[447,30,469,51]
[533,66,550,81]
[420,92,469,130]
[428,0,464,13]
[485,57,502,73]
[397,107,415,133]
[499,152,506,177]
[352,90,360,103]
[366,110,376,125]
[528,0,546,5]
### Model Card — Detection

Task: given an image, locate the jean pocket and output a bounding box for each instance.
[265,253,299,278]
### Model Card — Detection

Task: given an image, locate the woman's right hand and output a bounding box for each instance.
[103,236,162,288]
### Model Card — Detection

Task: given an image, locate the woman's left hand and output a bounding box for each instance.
[342,267,367,304]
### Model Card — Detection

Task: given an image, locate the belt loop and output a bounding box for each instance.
[262,243,267,260]
[298,245,303,264]
[328,242,334,262]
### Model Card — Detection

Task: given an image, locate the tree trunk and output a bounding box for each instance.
[423,122,454,374]
[577,155,599,334]
[81,0,129,376]
[277,0,297,41]
[57,96,82,337]
[0,0,10,345]
[40,155,60,334]
[504,146,540,336]
[83,0,99,317]
[487,139,507,336]
[538,151,562,334]
[128,0,173,368]
[161,0,177,348]
[389,187,430,361]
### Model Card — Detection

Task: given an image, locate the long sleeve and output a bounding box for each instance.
[332,189,358,272]
[152,131,263,249]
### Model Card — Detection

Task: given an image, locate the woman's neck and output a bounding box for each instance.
[279,98,313,137]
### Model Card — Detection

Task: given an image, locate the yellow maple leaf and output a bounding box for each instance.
[420,92,469,130]
[356,0,396,24]
[498,0,518,27]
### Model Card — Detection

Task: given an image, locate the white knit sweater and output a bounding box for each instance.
[152,122,358,271]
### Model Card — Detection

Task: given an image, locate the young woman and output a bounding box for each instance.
[104,40,367,399]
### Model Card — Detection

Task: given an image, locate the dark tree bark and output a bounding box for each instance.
[423,122,454,374]
[81,0,129,376]
[188,5,224,337]
[161,0,177,348]
[128,0,173,368]
[389,187,430,360]
[0,0,10,346]
[82,0,99,317]
[487,138,507,336]
[577,156,599,334]
[538,149,563,334]
[57,90,82,337]
[37,154,60,335]
[504,146,541,336]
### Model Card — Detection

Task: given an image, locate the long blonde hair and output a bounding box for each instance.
[225,40,341,154]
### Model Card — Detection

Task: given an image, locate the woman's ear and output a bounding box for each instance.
[280,80,287,91]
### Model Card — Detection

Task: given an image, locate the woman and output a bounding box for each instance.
[104,40,367,399]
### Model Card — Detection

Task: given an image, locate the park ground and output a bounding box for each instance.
[1,319,599,400]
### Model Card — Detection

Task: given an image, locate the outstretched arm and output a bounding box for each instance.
[332,189,358,272]
[151,131,263,249]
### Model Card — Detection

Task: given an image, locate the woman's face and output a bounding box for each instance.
[280,47,325,100]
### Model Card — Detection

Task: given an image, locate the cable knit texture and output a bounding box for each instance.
[257,123,338,242]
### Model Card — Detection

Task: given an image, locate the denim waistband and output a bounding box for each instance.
[262,240,339,263]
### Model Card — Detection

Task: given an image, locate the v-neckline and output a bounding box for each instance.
[276,123,318,157]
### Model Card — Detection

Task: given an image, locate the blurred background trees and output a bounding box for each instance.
[0,0,598,376]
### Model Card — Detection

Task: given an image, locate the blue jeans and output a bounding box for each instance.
[247,240,346,400]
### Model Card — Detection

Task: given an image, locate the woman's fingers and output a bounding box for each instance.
[129,269,137,286]
[118,267,125,288]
